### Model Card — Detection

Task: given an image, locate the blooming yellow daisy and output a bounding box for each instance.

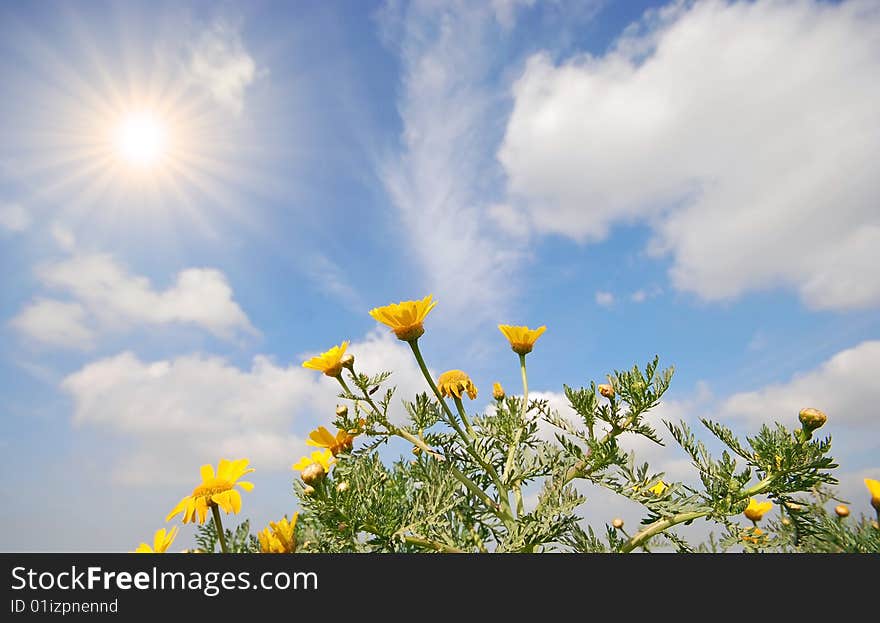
[744,498,773,522]
[648,480,668,496]
[166,459,254,525]
[306,426,356,456]
[258,513,298,554]
[369,295,437,341]
[437,369,478,400]
[134,527,178,553]
[497,324,547,356]
[865,478,880,510]
[292,448,336,473]
[302,341,349,377]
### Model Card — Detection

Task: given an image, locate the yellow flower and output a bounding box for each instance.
[369,295,437,341]
[293,448,336,474]
[865,478,880,510]
[134,527,178,553]
[258,513,298,554]
[437,369,478,400]
[302,341,349,377]
[307,426,356,456]
[648,480,668,496]
[492,382,505,400]
[497,324,547,356]
[744,498,773,522]
[166,459,254,524]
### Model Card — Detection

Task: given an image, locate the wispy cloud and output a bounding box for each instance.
[380,1,529,322]
[0,202,31,233]
[187,19,262,116]
[595,290,614,307]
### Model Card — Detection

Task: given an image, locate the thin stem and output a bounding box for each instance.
[403,535,465,553]
[453,396,477,440]
[335,376,444,461]
[408,339,513,525]
[619,510,708,553]
[211,504,229,554]
[502,354,529,484]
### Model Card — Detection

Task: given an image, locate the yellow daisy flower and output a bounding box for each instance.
[134,527,178,553]
[648,480,668,496]
[865,478,880,510]
[302,341,349,377]
[166,459,254,525]
[306,426,356,456]
[258,513,299,554]
[369,295,437,341]
[437,369,478,400]
[497,324,547,356]
[744,498,773,522]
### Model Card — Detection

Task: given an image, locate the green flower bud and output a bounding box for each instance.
[798,407,827,432]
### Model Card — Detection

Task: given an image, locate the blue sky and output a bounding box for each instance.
[1,0,878,551]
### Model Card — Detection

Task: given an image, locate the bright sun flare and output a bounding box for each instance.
[114,112,168,167]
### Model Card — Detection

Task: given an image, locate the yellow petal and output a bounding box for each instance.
[237,480,254,492]
[200,464,215,482]
[166,496,189,522]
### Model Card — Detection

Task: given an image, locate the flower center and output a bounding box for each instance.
[192,477,233,498]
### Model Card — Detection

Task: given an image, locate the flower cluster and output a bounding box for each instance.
[131,294,879,554]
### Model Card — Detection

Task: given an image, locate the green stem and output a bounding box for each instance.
[211,504,229,554]
[619,510,708,553]
[403,535,465,553]
[408,339,513,525]
[502,354,529,485]
[335,376,443,461]
[453,396,478,440]
[561,412,639,487]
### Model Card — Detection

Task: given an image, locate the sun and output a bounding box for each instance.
[113,112,169,168]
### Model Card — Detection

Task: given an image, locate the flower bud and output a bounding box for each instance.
[612,518,624,530]
[493,382,505,400]
[302,485,315,496]
[336,404,349,418]
[301,463,326,486]
[341,354,355,371]
[834,505,849,518]
[412,446,422,456]
[780,517,791,526]
[598,384,615,399]
[798,407,826,432]
[336,481,349,493]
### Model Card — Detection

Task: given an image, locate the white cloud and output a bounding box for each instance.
[721,340,880,429]
[187,20,260,116]
[0,202,30,232]
[11,252,256,348]
[9,299,94,350]
[595,290,614,307]
[61,330,429,484]
[381,2,526,321]
[499,0,880,310]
